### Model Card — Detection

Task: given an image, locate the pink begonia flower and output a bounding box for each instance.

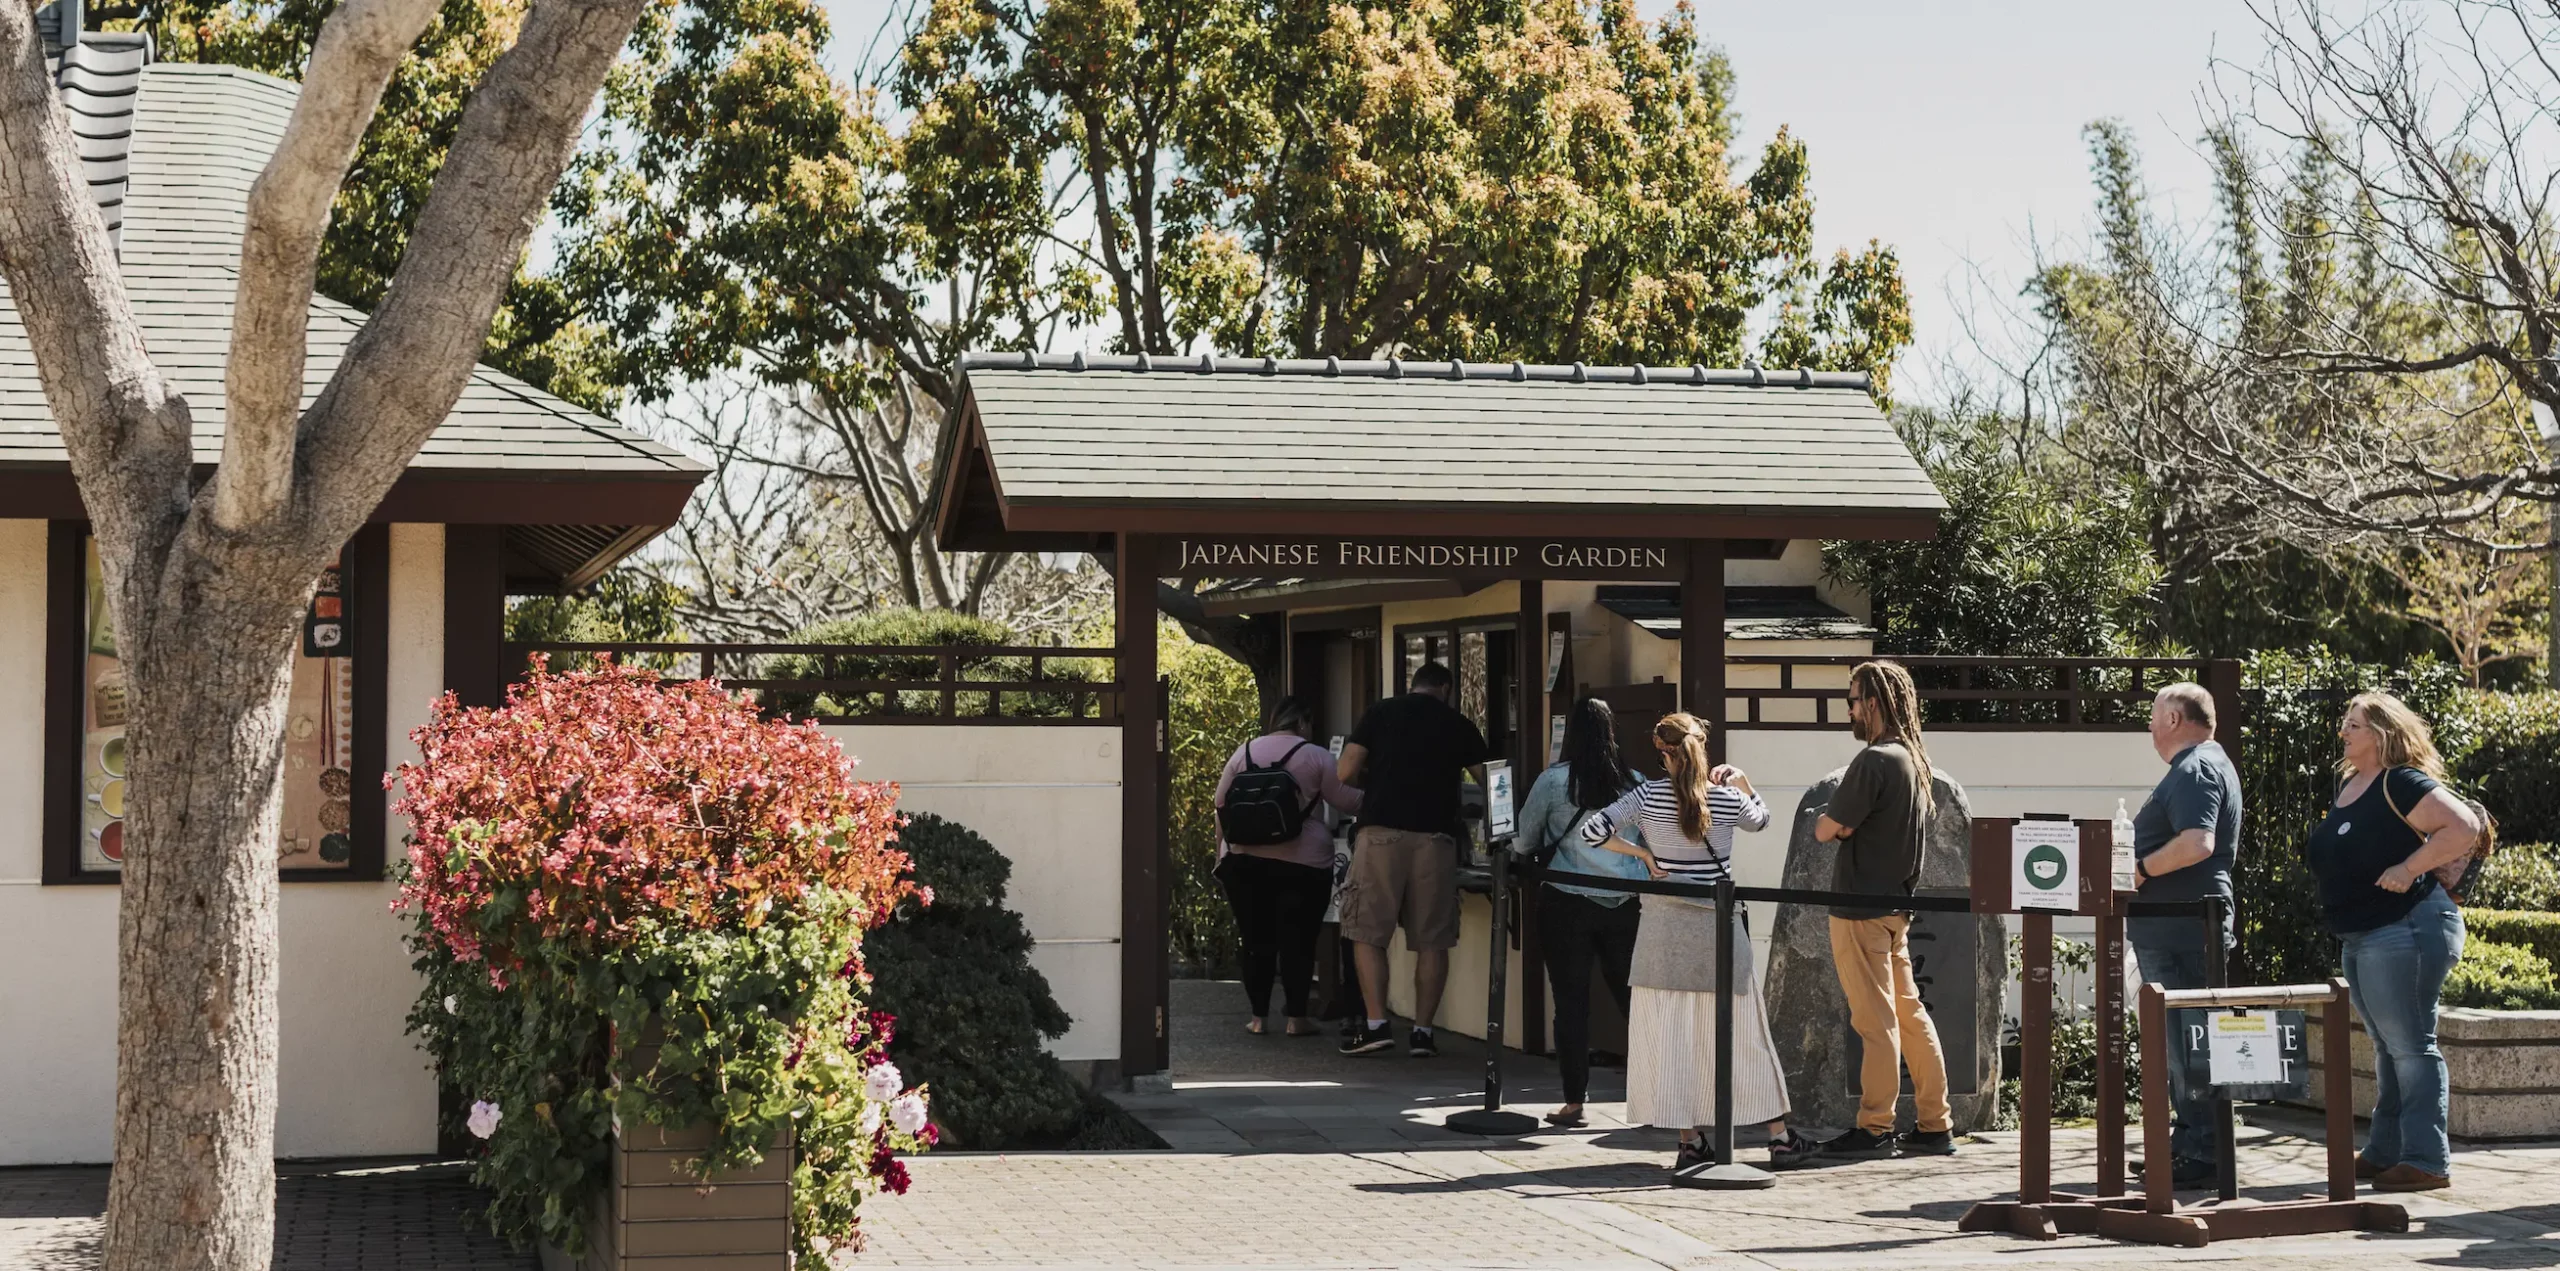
[889,1092,929,1136]
[864,1062,902,1102]
[467,1100,502,1139]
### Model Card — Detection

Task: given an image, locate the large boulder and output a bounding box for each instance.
[1761,769,2005,1133]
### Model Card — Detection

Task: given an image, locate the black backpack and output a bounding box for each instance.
[1218,739,1318,846]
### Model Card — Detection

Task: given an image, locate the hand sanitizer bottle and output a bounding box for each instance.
[2112,798,2138,892]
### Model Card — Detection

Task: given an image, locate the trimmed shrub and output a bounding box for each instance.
[2441,938,2560,1011]
[2461,845,2560,913]
[864,812,1087,1148]
[761,610,1103,720]
[2461,910,2560,973]
[2451,691,2560,847]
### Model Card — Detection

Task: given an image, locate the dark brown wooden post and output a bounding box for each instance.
[1681,540,1726,765]
[2140,984,2174,1214]
[2325,977,2354,1202]
[1116,533,1165,1082]
[2097,894,2128,1198]
[2205,658,2243,761]
[1516,579,1547,1055]
[2021,910,2054,1204]
[442,524,508,707]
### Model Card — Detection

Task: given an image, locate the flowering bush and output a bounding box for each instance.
[394,661,929,1263]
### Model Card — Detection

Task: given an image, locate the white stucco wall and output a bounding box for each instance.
[0,521,445,1166]
[821,723,1124,1063]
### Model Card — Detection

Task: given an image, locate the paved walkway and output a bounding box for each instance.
[18,980,2560,1269]
[853,978,2560,1269]
[0,1159,531,1270]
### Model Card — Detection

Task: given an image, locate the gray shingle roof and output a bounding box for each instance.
[952,353,1942,522]
[0,60,700,486]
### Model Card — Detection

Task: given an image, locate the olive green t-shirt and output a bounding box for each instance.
[1825,741,1926,920]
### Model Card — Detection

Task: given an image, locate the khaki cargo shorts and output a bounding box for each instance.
[1338,826,1461,951]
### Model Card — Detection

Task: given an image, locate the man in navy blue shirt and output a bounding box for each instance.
[2128,681,2245,1188]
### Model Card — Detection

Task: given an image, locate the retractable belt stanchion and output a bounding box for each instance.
[1446,846,1538,1137]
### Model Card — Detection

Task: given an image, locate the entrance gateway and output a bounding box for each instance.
[932,351,1947,1079]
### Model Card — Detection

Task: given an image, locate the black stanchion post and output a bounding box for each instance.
[1672,877,1773,1190]
[1446,848,1535,1137]
[2206,894,2236,1201]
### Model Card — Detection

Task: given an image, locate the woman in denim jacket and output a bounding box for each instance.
[1511,696,1649,1127]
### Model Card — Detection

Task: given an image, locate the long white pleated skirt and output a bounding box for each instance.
[1625,986,1792,1129]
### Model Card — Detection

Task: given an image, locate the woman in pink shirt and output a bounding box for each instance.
[1213,697,1363,1035]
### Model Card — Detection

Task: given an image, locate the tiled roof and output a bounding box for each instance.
[952,354,1941,520]
[0,60,700,486]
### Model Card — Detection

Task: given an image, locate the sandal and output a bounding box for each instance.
[1284,1018,1321,1037]
[1544,1106,1586,1127]
[1244,1018,1266,1035]
[1673,1140,1711,1171]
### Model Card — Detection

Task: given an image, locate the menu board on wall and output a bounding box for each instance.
[80,542,357,872]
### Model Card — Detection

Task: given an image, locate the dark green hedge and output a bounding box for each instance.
[2231,651,2466,985]
[2462,843,2560,912]
[865,812,1086,1148]
[2457,694,2560,847]
[2461,910,2560,973]
[2443,937,2560,1010]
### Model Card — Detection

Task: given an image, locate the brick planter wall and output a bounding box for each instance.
[2303,1009,2560,1141]
[539,1123,792,1271]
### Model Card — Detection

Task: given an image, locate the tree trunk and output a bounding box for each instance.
[105,542,320,1271]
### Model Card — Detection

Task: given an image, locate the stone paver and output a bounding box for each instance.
[0,1159,532,1271]
[852,979,2560,1269]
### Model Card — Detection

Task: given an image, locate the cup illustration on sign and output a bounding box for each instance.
[2023,843,2070,892]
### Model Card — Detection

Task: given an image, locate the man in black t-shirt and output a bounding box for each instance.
[1334,662,1489,1057]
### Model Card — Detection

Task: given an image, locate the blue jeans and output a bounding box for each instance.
[2128,922,2215,1165]
[2340,888,2465,1177]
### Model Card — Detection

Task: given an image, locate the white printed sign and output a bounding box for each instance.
[1485,762,1515,839]
[2011,819,2081,912]
[2208,1011,2284,1085]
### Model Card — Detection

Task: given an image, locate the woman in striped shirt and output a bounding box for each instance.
[1582,712,1819,1170]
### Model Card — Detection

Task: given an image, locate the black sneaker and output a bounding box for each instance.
[1407,1028,1438,1058]
[2128,1156,2219,1189]
[1820,1127,1901,1160]
[1767,1127,1825,1171]
[1900,1128,1958,1157]
[1338,1024,1396,1056]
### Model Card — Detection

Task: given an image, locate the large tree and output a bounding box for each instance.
[0,0,648,1267]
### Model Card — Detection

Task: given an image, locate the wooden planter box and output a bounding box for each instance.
[539,1122,793,1271]
[2302,1009,2560,1141]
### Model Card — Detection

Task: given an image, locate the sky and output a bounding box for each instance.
[814,0,2266,405]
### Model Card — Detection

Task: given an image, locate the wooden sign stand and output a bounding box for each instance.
[1955,819,2410,1245]
[2088,980,2407,1246]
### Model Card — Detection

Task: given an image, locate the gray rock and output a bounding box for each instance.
[1761,768,2005,1133]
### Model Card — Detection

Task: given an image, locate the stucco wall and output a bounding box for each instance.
[0,521,445,1166]
[820,723,1124,1063]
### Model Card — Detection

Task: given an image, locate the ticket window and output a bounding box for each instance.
[1394,621,1520,763]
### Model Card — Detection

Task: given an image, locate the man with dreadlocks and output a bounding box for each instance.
[1813,660,1957,1161]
